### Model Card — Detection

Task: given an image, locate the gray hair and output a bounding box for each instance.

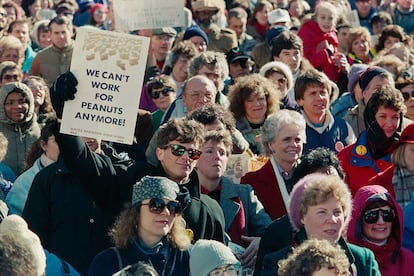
[189,51,229,89]
[261,110,306,155]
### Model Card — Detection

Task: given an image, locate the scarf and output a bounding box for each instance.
[393,167,414,208]
[364,104,400,159]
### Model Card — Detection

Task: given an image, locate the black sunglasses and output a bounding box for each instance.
[141,198,182,215]
[150,87,174,99]
[402,91,414,101]
[163,144,202,160]
[363,208,395,224]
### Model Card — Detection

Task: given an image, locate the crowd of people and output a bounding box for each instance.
[0,0,414,275]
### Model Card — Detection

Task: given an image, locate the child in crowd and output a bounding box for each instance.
[298,2,348,83]
[295,69,355,153]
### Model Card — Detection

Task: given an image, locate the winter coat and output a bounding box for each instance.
[262,227,380,276]
[154,166,226,243]
[219,176,272,242]
[338,131,394,196]
[241,160,288,220]
[88,238,190,276]
[0,82,41,175]
[22,133,145,275]
[346,185,414,276]
[6,157,43,215]
[298,20,340,82]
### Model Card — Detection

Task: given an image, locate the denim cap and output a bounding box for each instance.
[132,176,179,205]
[266,26,288,47]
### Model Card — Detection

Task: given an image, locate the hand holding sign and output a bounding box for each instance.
[50,71,78,118]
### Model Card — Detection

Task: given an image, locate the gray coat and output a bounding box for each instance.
[220,176,272,237]
[0,82,40,175]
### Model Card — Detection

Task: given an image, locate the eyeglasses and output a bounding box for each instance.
[3,74,19,81]
[402,91,414,101]
[209,265,238,276]
[141,198,182,215]
[162,144,202,160]
[150,87,174,99]
[363,208,395,224]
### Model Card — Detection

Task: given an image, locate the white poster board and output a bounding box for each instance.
[112,0,185,31]
[60,27,150,145]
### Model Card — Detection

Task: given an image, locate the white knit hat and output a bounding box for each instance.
[0,215,46,276]
[190,239,239,276]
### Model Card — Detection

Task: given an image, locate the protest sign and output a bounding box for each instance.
[112,0,185,31]
[60,27,150,144]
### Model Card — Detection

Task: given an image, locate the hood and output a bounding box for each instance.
[0,82,35,126]
[346,185,403,249]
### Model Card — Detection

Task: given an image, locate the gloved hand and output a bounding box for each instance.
[144,66,160,84]
[50,71,78,118]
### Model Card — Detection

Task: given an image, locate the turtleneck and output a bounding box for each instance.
[40,153,56,168]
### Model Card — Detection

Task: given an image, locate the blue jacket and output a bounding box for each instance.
[6,157,43,215]
[303,111,353,154]
[88,238,190,276]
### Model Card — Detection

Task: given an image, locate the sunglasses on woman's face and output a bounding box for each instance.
[162,144,202,160]
[363,208,395,224]
[402,90,414,101]
[141,198,182,215]
[150,87,174,99]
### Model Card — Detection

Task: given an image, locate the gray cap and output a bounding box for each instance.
[190,239,239,276]
[132,176,179,205]
[152,27,177,37]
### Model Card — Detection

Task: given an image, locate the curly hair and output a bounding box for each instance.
[110,203,190,250]
[278,239,350,276]
[0,36,24,62]
[366,85,406,115]
[186,103,236,134]
[165,41,198,74]
[188,51,229,82]
[228,74,280,120]
[288,173,352,232]
[291,147,344,184]
[23,76,55,115]
[156,118,205,149]
[376,24,412,53]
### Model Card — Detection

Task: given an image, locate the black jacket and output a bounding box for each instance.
[154,166,226,243]
[22,133,150,274]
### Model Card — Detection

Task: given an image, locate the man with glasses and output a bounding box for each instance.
[145,75,217,166]
[155,117,226,242]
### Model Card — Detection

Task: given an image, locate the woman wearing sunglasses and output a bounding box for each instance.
[261,173,380,275]
[88,175,191,276]
[147,75,176,133]
[346,185,414,276]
